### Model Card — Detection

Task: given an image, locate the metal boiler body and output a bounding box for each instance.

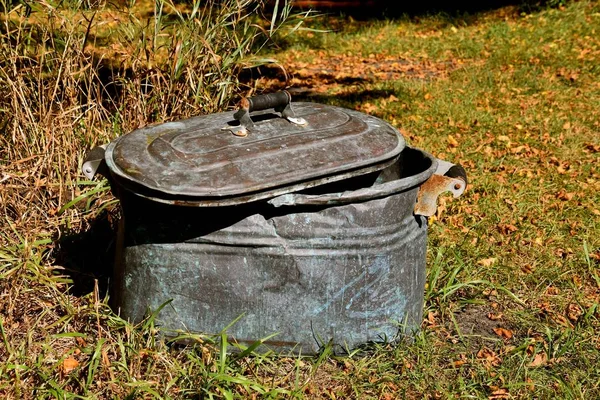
[84,93,467,354]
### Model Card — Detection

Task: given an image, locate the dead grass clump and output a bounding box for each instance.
[0,1,308,397]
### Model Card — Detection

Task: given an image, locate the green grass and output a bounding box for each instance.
[1,0,600,398]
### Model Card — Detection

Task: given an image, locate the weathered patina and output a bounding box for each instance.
[104,101,405,206]
[83,93,467,354]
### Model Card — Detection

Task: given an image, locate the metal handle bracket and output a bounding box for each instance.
[82,144,108,180]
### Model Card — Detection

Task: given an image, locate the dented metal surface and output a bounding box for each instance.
[81,96,469,354]
[114,148,437,354]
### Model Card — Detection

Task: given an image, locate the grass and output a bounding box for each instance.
[1,0,600,398]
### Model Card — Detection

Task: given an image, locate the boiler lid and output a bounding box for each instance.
[104,100,405,206]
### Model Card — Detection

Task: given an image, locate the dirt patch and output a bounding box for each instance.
[452,305,513,348]
[292,54,455,82]
[254,52,458,96]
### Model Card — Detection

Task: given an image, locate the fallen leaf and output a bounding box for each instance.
[498,224,517,235]
[521,264,534,274]
[425,311,437,326]
[566,303,583,322]
[487,312,503,321]
[477,347,502,367]
[528,352,548,367]
[478,258,498,267]
[552,314,573,328]
[477,347,495,360]
[526,378,535,391]
[361,102,378,114]
[62,357,79,373]
[577,48,591,59]
[556,189,574,201]
[489,388,510,399]
[546,286,560,295]
[447,135,459,147]
[526,343,536,356]
[493,327,513,339]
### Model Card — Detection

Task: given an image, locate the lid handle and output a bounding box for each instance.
[230,90,307,137]
[245,91,291,113]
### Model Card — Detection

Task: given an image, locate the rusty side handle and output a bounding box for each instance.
[413,160,467,217]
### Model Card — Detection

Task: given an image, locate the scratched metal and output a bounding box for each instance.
[104,102,405,206]
[112,148,437,354]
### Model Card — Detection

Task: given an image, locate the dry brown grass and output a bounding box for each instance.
[0,1,310,397]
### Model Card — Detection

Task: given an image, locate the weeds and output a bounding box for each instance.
[0,0,311,397]
[0,0,303,244]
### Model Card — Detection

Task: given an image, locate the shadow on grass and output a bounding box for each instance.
[239,64,397,109]
[290,0,550,19]
[54,211,117,298]
[289,88,394,109]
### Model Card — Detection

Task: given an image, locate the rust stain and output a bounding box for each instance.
[414,174,466,217]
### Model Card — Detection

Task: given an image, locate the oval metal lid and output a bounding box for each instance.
[105,102,405,204]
